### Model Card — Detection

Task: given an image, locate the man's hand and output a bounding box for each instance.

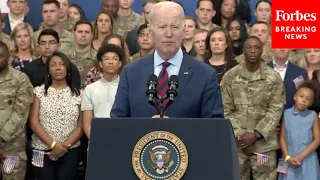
[0,148,6,160]
[238,133,256,149]
[152,115,169,118]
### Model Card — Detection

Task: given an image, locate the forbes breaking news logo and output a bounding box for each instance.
[274,10,317,40]
[272,0,320,49]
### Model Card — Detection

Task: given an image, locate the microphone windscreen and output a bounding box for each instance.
[168,75,179,87]
[147,74,158,85]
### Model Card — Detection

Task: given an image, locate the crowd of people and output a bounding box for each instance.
[0,0,320,180]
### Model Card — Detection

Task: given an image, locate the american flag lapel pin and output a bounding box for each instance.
[184,72,189,75]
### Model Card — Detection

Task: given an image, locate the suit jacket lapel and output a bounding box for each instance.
[284,62,293,85]
[3,16,11,34]
[165,54,193,115]
[142,55,154,78]
[141,54,158,115]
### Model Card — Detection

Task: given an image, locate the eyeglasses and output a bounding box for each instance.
[101,56,120,61]
[39,41,58,46]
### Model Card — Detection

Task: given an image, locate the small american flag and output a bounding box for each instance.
[276,159,288,174]
[293,75,304,88]
[255,152,269,166]
[32,150,45,168]
[3,156,19,174]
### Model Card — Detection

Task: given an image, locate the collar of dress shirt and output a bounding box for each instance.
[8,13,24,23]
[154,48,183,69]
[272,59,289,68]
[100,76,120,86]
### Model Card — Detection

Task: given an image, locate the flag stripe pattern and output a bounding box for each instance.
[32,150,45,168]
[276,159,288,174]
[255,152,269,166]
[3,156,19,174]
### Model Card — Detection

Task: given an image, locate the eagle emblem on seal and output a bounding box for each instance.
[149,145,174,174]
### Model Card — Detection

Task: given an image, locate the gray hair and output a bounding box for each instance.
[147,1,185,26]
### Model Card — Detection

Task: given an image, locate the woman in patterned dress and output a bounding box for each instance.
[29,51,83,180]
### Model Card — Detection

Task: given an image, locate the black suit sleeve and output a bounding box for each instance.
[201,69,224,118]
[126,30,140,56]
[110,66,131,117]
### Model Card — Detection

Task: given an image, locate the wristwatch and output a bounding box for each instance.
[254,130,263,140]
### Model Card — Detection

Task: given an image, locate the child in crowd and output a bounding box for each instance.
[279,80,320,180]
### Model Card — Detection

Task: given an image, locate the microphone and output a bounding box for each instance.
[167,75,179,101]
[146,74,158,103]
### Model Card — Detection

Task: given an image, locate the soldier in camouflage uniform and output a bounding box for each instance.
[236,21,273,64]
[195,0,219,31]
[0,42,33,180]
[128,23,154,63]
[221,37,285,180]
[60,16,75,32]
[65,20,97,87]
[38,17,75,33]
[38,0,75,32]
[0,33,11,50]
[102,0,119,19]
[289,49,305,67]
[34,0,73,53]
[113,0,144,39]
[57,0,75,31]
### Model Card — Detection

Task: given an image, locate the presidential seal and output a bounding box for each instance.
[132,131,188,180]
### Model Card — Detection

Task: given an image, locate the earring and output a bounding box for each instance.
[48,74,51,78]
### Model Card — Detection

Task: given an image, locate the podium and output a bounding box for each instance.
[86,118,240,180]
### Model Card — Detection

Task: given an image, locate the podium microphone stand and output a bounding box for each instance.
[159,94,174,118]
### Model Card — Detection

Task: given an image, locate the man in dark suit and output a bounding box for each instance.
[111,1,224,118]
[3,0,37,34]
[267,49,308,109]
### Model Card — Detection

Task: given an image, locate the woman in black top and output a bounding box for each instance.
[226,17,248,56]
[204,27,238,83]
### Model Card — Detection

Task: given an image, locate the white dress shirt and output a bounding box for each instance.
[154,48,183,77]
[8,13,24,31]
[81,76,119,118]
[272,59,289,81]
